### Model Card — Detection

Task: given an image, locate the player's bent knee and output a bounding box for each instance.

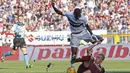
[21,48,27,54]
[83,70,91,73]
[11,50,16,55]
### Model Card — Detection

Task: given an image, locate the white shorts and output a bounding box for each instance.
[70,33,93,47]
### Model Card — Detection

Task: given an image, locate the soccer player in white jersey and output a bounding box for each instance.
[51,0,103,67]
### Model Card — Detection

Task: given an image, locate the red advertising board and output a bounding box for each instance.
[20,44,130,60]
[1,44,130,60]
[0,46,19,60]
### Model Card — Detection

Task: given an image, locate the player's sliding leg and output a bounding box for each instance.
[1,50,16,62]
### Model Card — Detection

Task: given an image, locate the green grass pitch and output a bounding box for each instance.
[0,60,130,73]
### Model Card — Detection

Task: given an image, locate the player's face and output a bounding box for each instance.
[95,54,103,64]
[18,17,24,22]
[74,8,81,19]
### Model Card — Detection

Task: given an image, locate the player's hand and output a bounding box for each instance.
[91,35,100,45]
[97,41,102,44]
[93,41,102,46]
[92,35,99,42]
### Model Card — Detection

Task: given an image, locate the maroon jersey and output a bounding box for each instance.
[77,63,89,73]
[77,55,105,73]
[88,60,105,73]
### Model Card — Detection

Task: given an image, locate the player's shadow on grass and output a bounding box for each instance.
[0,68,10,69]
[107,71,130,73]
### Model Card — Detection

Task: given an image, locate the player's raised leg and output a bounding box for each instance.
[1,51,11,62]
[1,50,16,62]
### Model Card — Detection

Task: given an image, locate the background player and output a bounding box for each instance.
[51,0,103,67]
[1,16,32,68]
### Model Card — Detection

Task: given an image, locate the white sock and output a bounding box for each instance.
[71,64,75,67]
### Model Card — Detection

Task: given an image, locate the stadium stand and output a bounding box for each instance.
[0,0,130,32]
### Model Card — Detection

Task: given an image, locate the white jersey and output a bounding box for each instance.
[63,11,93,47]
[63,11,89,36]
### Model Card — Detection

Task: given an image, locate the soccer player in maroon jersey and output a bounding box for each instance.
[73,43,105,73]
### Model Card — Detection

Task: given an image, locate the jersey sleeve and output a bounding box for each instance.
[62,11,71,17]
[24,26,28,34]
[11,24,17,32]
[84,15,88,25]
[80,15,88,26]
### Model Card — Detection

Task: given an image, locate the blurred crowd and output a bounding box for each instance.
[0,0,130,32]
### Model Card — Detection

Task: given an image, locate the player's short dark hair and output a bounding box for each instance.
[74,8,81,13]
[73,8,82,19]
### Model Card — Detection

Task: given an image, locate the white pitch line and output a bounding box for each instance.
[107,69,130,71]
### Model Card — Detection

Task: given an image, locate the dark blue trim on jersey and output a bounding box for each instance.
[71,30,83,34]
[67,18,82,27]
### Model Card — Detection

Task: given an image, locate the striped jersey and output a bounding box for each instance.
[63,11,88,35]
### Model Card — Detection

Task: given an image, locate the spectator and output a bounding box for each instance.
[0,0,129,31]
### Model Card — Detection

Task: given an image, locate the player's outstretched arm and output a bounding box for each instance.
[73,44,96,63]
[85,24,93,35]
[52,0,63,15]
[87,44,97,54]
